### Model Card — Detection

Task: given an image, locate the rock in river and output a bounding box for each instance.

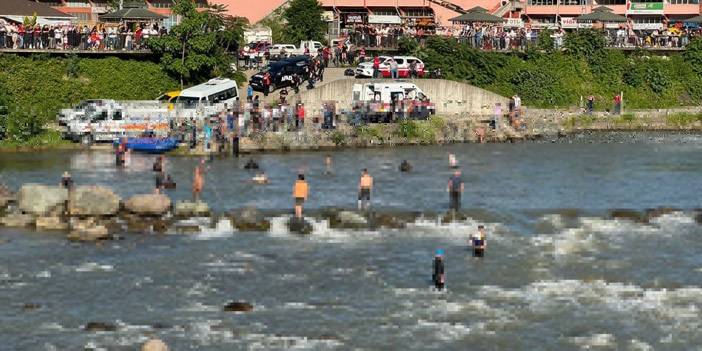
[68,186,120,216]
[0,213,35,228]
[18,184,67,216]
[84,322,117,332]
[223,301,254,313]
[142,339,169,351]
[124,194,171,216]
[35,216,68,231]
[229,208,270,232]
[174,201,210,217]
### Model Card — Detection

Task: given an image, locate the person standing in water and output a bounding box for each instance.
[293,173,309,218]
[60,171,74,190]
[432,249,445,291]
[448,153,458,169]
[192,159,205,202]
[447,169,464,211]
[471,225,487,258]
[358,168,373,210]
[324,155,333,175]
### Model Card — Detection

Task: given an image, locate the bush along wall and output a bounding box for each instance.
[407,31,702,111]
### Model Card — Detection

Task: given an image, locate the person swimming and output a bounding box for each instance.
[471,225,487,258]
[244,158,259,170]
[60,171,74,190]
[399,160,412,172]
[252,172,269,184]
[432,249,445,291]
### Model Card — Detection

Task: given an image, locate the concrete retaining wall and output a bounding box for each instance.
[296,78,510,116]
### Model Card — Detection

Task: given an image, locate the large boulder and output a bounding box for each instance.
[142,339,169,351]
[35,216,69,231]
[68,218,111,242]
[124,194,171,216]
[174,201,210,217]
[0,213,35,228]
[229,208,270,232]
[18,184,68,216]
[68,186,120,217]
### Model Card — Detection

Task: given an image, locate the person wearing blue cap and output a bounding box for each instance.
[432,249,445,291]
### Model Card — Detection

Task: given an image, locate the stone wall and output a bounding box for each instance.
[296,79,510,117]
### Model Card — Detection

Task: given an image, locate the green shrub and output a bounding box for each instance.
[666,113,702,127]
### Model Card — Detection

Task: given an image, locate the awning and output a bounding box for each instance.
[575,6,627,23]
[99,8,166,21]
[449,7,504,24]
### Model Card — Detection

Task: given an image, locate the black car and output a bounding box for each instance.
[249,56,311,92]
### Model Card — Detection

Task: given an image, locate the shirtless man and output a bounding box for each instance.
[358,168,373,210]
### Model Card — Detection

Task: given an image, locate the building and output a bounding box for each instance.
[34,0,208,27]
[0,0,74,25]
[212,0,701,36]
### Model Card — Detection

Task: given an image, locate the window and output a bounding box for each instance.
[596,0,626,4]
[403,8,433,17]
[669,0,699,4]
[373,9,396,16]
[177,96,200,108]
[152,1,174,8]
[112,111,122,120]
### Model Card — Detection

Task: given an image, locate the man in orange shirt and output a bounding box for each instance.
[293,173,309,218]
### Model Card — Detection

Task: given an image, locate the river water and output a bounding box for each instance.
[1,131,701,350]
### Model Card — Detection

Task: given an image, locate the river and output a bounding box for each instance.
[1,131,701,350]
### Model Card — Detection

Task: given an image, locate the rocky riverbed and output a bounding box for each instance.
[2,183,700,242]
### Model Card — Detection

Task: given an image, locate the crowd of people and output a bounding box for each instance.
[0,20,164,51]
[337,22,701,52]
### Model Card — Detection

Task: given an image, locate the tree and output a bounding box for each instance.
[282,0,326,43]
[683,36,702,76]
[564,29,607,62]
[148,0,233,88]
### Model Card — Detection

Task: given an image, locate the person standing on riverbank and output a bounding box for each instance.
[447,169,464,211]
[293,174,309,218]
[613,94,622,115]
[358,169,373,210]
[192,160,205,202]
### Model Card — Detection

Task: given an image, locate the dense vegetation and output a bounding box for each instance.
[0,55,178,145]
[400,30,702,110]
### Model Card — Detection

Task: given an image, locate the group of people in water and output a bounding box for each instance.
[432,224,487,291]
[106,147,485,291]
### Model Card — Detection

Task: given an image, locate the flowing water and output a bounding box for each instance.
[1,132,701,350]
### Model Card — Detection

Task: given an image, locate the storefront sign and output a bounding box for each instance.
[505,18,524,28]
[632,22,664,30]
[344,14,364,24]
[368,15,402,24]
[560,17,591,29]
[627,2,664,15]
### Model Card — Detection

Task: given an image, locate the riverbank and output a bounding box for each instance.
[172,108,702,155]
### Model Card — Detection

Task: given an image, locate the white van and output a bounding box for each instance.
[175,78,239,118]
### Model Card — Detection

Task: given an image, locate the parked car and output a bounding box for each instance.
[355,56,425,78]
[268,44,297,59]
[249,56,311,92]
[239,41,271,61]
